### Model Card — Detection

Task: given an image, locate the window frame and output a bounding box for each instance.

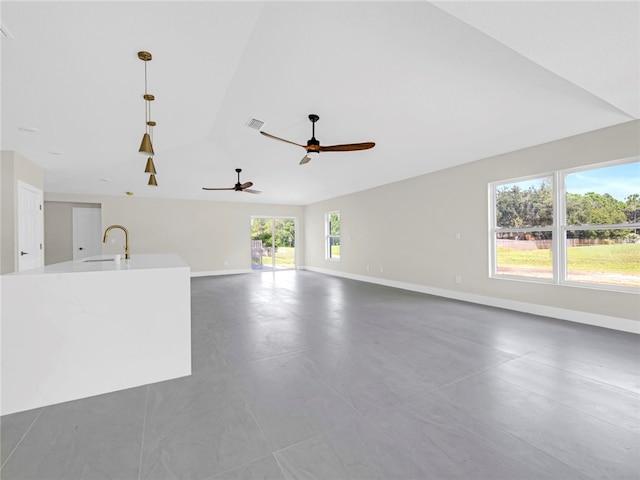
[489,157,640,292]
[325,210,340,261]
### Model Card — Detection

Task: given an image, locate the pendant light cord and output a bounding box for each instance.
[144,60,149,135]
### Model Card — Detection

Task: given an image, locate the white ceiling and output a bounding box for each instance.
[1,1,638,205]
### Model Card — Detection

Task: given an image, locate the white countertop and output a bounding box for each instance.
[4,253,190,276]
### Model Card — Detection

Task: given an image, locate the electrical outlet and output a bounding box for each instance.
[455,275,462,284]
[380,266,384,273]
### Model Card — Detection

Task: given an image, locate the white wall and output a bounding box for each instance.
[303,120,640,332]
[43,192,304,274]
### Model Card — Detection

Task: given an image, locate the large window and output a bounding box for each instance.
[326,211,340,260]
[490,159,639,290]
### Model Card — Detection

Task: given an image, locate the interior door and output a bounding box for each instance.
[17,181,44,271]
[72,207,102,260]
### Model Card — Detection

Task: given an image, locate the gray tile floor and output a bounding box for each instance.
[2,270,639,479]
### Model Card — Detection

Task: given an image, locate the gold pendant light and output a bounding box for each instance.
[138,51,158,185]
[138,51,154,156]
[144,157,157,174]
[139,133,154,156]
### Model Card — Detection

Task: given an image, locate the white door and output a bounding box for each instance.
[17,181,44,271]
[72,207,102,260]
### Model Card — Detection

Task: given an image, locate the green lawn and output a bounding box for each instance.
[567,243,639,273]
[498,243,640,274]
[497,247,552,268]
[261,247,295,267]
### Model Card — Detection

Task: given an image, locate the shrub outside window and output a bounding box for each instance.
[490,159,640,290]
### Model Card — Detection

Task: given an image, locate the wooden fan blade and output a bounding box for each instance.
[319,142,375,152]
[243,189,262,194]
[202,187,234,191]
[240,181,253,189]
[260,131,305,148]
[299,155,312,165]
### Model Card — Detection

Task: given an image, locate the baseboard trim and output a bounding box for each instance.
[190,269,253,278]
[301,266,639,334]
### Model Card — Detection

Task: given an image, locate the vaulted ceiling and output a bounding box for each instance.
[1,1,638,205]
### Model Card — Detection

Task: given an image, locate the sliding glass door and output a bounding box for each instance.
[251,217,296,271]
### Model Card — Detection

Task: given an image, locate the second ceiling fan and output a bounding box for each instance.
[202,168,261,194]
[260,114,375,165]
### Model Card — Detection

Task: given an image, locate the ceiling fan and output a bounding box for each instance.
[202,168,261,194]
[260,114,375,165]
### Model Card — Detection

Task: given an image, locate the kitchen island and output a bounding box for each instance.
[1,254,191,415]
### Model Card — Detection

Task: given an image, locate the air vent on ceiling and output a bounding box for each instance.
[0,23,14,39]
[245,118,264,130]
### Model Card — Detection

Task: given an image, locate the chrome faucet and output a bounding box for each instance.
[103,225,130,260]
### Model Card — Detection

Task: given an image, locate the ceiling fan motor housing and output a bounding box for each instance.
[306,137,320,153]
